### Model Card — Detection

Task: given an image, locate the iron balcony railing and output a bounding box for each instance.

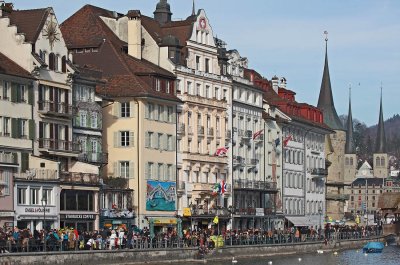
[38,138,81,152]
[234,208,274,216]
[234,179,277,191]
[207,127,214,137]
[38,101,74,117]
[191,207,230,216]
[60,172,100,185]
[0,152,18,164]
[197,126,205,136]
[311,168,328,176]
[78,152,108,164]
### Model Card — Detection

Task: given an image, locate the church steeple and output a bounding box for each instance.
[375,86,387,153]
[154,0,172,24]
[345,86,355,154]
[317,31,344,131]
[192,0,196,16]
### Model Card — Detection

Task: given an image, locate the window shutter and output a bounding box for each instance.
[114,132,119,148]
[87,112,91,128]
[154,134,159,149]
[129,102,134,117]
[145,163,149,179]
[172,110,176,124]
[21,152,29,172]
[145,104,149,119]
[172,136,176,151]
[113,102,120,118]
[162,134,167,150]
[11,118,18,138]
[11,83,17,102]
[113,162,119,177]
[145,132,150,148]
[129,161,134,179]
[97,115,102,130]
[172,166,176,181]
[28,85,34,105]
[154,106,159,121]
[129,131,135,147]
[29,120,35,140]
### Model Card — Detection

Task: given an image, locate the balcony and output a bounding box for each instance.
[78,152,108,164]
[0,152,18,165]
[60,172,100,185]
[193,183,214,193]
[191,207,230,217]
[177,181,185,195]
[198,126,205,136]
[207,127,214,138]
[311,168,328,178]
[234,208,274,216]
[177,123,185,136]
[247,158,259,166]
[39,138,81,155]
[188,126,194,136]
[326,193,350,201]
[234,179,277,192]
[18,169,58,180]
[38,101,74,118]
[242,130,252,139]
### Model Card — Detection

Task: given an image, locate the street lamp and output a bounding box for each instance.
[318,207,322,237]
[41,194,48,251]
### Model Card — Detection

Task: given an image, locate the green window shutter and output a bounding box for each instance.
[113,162,119,178]
[28,85,34,105]
[129,161,134,179]
[114,132,119,148]
[145,132,150,148]
[11,83,18,102]
[129,131,134,147]
[20,153,29,172]
[86,139,91,154]
[145,104,149,119]
[75,113,80,127]
[87,112,91,128]
[97,139,102,153]
[28,120,35,140]
[113,102,120,118]
[97,115,102,129]
[11,118,18,138]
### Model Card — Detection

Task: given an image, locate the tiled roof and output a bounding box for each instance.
[60,5,179,102]
[0,52,34,79]
[378,192,400,209]
[351,177,385,186]
[7,8,50,43]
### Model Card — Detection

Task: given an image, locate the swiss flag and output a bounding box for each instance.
[214,146,229,156]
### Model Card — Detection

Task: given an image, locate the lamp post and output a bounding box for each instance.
[318,207,322,237]
[41,194,48,251]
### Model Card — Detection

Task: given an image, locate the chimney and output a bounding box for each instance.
[271,75,279,93]
[127,10,142,60]
[280,77,287,89]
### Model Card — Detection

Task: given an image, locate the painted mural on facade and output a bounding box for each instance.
[146,181,176,211]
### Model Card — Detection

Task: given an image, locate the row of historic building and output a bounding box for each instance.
[0,0,391,233]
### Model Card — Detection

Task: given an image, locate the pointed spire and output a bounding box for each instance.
[345,85,355,154]
[375,85,387,153]
[192,0,196,16]
[154,0,172,24]
[317,31,344,130]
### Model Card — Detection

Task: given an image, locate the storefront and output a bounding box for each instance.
[148,217,177,234]
[0,211,15,229]
[15,205,58,230]
[60,214,97,231]
[100,209,135,231]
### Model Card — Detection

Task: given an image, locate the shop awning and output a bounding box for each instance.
[285,216,310,227]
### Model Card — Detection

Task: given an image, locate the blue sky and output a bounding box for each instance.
[12,0,400,126]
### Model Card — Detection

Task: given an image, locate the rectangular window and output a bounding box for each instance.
[120,131,130,147]
[3,117,10,137]
[120,161,129,178]
[205,58,210,73]
[19,85,26,102]
[157,133,163,149]
[91,112,97,128]
[158,163,164,181]
[18,187,27,205]
[121,102,131,118]
[3,81,10,100]
[30,188,40,205]
[196,56,200,70]
[214,87,219,100]
[166,82,170,94]
[146,162,153,179]
[167,135,173,151]
[155,79,161,91]
[167,107,174,123]
[20,119,27,138]
[187,81,192,95]
[43,189,52,205]
[80,111,87,127]
[205,85,210,98]
[158,105,164,121]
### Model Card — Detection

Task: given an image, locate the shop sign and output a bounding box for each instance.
[255,208,264,217]
[24,207,50,213]
[183,208,192,217]
[0,211,14,217]
[5,222,13,228]
[112,220,122,225]
[152,218,176,225]
[61,214,96,220]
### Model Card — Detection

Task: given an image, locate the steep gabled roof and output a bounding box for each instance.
[345,88,355,154]
[7,8,50,43]
[60,5,179,102]
[0,52,35,79]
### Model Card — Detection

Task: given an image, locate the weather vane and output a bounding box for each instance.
[324,31,328,42]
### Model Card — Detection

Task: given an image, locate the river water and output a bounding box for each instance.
[201,245,400,265]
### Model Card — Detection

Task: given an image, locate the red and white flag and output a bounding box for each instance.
[220,179,227,195]
[283,134,292,147]
[214,146,229,156]
[252,129,264,140]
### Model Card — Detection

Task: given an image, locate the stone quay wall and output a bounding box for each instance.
[0,236,388,265]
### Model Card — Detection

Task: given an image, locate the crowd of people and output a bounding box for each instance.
[0,223,383,254]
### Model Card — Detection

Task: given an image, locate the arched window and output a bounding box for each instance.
[62,56,67,73]
[381,157,385,167]
[376,157,380,167]
[49,53,56,70]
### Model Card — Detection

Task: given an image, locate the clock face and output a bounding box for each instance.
[199,17,207,29]
[43,17,60,50]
